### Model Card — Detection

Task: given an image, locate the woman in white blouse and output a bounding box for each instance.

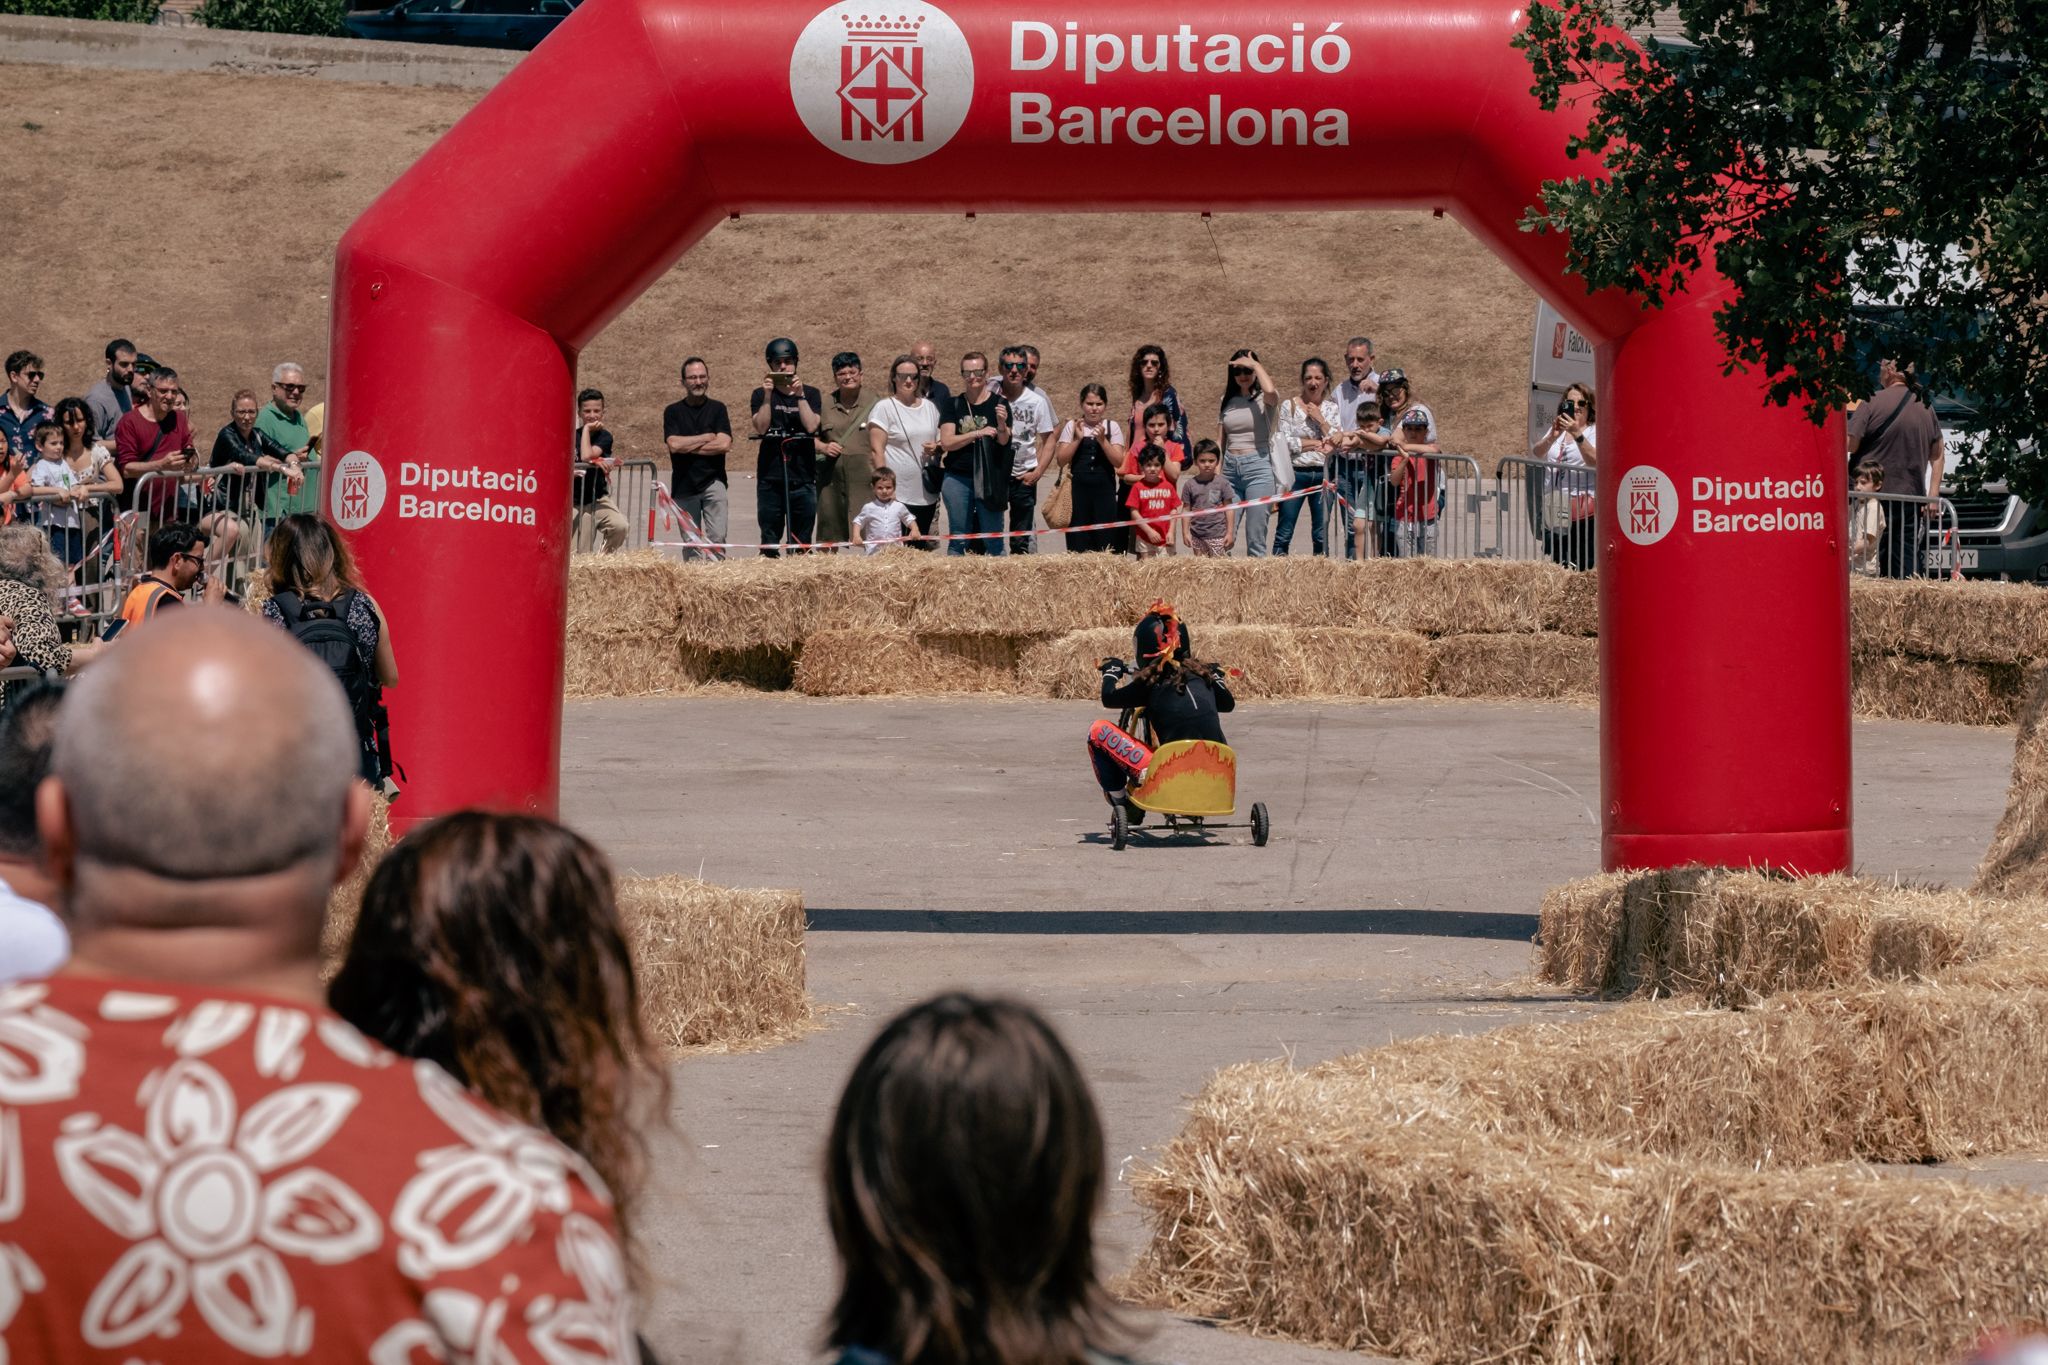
[1530,381,1598,570]
[1273,358,1340,557]
[865,355,945,550]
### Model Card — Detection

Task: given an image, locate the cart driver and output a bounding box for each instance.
[1086,602,1235,808]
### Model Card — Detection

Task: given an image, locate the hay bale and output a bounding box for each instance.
[900,556,1126,634]
[678,643,796,690]
[565,551,684,639]
[1430,632,1597,700]
[1851,576,2048,664]
[1535,867,2007,1004]
[1978,667,2048,899]
[1344,558,1572,636]
[792,628,1031,696]
[565,632,694,699]
[619,875,810,1052]
[1544,567,1600,636]
[1017,626,1433,701]
[320,795,391,979]
[669,558,838,650]
[1852,655,2037,726]
[1130,986,2048,1364]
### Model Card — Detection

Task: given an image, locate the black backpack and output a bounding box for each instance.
[274,589,395,784]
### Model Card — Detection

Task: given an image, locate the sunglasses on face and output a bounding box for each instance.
[1001,361,1027,371]
[276,383,306,396]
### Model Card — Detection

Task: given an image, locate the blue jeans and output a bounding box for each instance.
[1271,470,1327,555]
[941,472,1006,555]
[1224,452,1278,557]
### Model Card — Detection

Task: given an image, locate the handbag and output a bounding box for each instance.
[1043,460,1074,530]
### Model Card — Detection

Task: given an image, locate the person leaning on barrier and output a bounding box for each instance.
[0,679,68,983]
[257,361,318,523]
[571,387,629,554]
[42,398,123,616]
[113,364,196,522]
[1846,356,1945,579]
[10,608,636,1359]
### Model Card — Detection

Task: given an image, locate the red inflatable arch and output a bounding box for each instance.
[329,0,1851,873]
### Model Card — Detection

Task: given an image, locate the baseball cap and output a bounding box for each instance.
[1379,367,1408,388]
[1400,409,1431,428]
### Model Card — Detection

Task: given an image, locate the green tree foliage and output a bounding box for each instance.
[2,0,163,22]
[194,0,343,36]
[1516,0,2047,492]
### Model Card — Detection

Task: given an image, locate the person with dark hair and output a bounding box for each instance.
[118,521,222,628]
[573,387,629,553]
[817,351,874,548]
[15,609,634,1358]
[824,992,1146,1365]
[331,810,667,1274]
[1087,602,1235,807]
[0,678,68,982]
[664,356,733,559]
[1218,349,1282,556]
[262,513,400,787]
[936,351,1012,556]
[112,364,197,521]
[1051,383,1127,554]
[85,339,139,441]
[1,350,51,460]
[867,355,945,549]
[1126,345,1189,455]
[752,337,823,556]
[39,398,123,614]
[995,346,1057,554]
[1274,357,1339,556]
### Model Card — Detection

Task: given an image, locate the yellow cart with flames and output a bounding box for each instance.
[1108,707,1271,851]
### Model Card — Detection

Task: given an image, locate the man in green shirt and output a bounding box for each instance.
[255,361,318,521]
[815,351,875,547]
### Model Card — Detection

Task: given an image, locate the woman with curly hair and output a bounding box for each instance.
[329,811,668,1279]
[824,992,1148,1365]
[0,524,98,710]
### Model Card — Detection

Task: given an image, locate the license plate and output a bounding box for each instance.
[1928,547,1980,570]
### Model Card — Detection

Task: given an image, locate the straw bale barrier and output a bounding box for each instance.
[793,629,1044,696]
[1978,670,2048,899]
[1850,653,2038,726]
[1534,867,2021,1004]
[1429,632,1598,700]
[1016,626,1435,702]
[618,876,810,1053]
[1131,985,2048,1364]
[318,807,809,1052]
[1850,576,2048,664]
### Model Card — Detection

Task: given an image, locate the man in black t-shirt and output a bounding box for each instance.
[662,357,733,560]
[749,337,823,557]
[571,387,627,554]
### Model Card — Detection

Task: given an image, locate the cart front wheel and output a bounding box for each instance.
[1111,804,1129,851]
[1251,802,1270,847]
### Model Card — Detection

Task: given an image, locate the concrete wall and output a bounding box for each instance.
[0,12,517,88]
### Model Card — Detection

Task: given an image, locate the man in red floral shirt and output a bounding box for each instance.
[7,608,635,1361]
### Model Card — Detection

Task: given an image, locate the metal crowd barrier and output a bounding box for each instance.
[1315,451,1490,560]
[120,461,323,609]
[1493,454,1596,570]
[1849,490,1961,580]
[572,458,658,553]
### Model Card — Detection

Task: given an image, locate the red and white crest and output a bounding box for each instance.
[792,1,973,164]
[838,15,927,143]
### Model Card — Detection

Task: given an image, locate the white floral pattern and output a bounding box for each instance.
[0,984,87,1106]
[56,1057,379,1354]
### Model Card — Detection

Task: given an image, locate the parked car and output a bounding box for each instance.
[343,0,576,50]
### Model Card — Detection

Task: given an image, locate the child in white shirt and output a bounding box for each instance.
[1849,460,1886,577]
[852,470,920,555]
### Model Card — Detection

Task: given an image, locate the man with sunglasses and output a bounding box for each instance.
[257,361,317,522]
[0,351,52,460]
[117,522,226,630]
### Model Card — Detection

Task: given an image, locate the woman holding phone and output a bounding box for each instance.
[1531,382,1598,570]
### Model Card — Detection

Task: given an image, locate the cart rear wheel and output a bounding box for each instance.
[1110,804,1129,851]
[1251,801,1270,847]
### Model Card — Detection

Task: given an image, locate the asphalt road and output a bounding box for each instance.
[559,697,2017,1364]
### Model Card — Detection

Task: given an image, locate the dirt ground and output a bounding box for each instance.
[0,60,1538,469]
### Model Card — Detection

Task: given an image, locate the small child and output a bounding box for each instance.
[1125,444,1181,557]
[852,469,919,555]
[0,442,29,527]
[1178,440,1234,556]
[1849,460,1886,577]
[1388,408,1441,558]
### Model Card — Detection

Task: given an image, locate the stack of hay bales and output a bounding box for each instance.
[319,799,810,1053]
[1849,577,2048,726]
[565,552,693,698]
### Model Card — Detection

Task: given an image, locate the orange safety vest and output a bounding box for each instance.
[118,575,180,629]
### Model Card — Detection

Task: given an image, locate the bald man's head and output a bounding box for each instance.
[48,608,360,885]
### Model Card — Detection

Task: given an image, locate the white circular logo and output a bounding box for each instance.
[790,1,973,165]
[1617,465,1679,546]
[329,449,388,531]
